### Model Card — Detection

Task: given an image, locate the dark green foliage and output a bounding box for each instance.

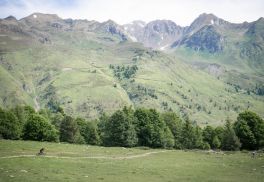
[202,125,223,149]
[0,108,21,139]
[11,105,35,126]
[214,126,224,142]
[194,126,205,149]
[77,118,100,145]
[203,142,211,150]
[23,114,59,142]
[60,116,84,144]
[203,126,215,147]
[234,111,264,149]
[161,112,183,149]
[104,109,138,147]
[255,84,264,96]
[163,127,175,148]
[76,117,87,135]
[51,112,64,130]
[234,120,256,149]
[180,119,197,149]
[147,109,174,148]
[39,109,52,120]
[134,108,174,148]
[111,64,138,79]
[98,113,109,144]
[84,122,100,145]
[212,136,221,149]
[1,104,261,151]
[133,108,152,146]
[222,119,241,151]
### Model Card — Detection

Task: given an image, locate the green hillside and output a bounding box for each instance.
[0,14,263,126]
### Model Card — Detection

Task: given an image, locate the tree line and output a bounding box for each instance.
[0,105,263,151]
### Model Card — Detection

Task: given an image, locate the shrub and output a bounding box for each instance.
[0,108,21,139]
[23,114,59,142]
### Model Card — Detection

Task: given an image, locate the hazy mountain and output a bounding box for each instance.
[124,20,183,50]
[0,13,263,125]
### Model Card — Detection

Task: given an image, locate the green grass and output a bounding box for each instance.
[0,140,263,182]
[0,28,263,125]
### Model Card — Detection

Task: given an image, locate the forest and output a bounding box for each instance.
[1,105,263,151]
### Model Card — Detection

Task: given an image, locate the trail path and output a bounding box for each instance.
[0,151,167,160]
[33,96,40,111]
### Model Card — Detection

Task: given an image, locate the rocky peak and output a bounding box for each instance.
[22,13,61,22]
[181,25,224,53]
[4,16,17,21]
[140,20,184,49]
[96,19,128,41]
[186,13,228,34]
[246,17,264,40]
[145,20,182,34]
[19,13,62,28]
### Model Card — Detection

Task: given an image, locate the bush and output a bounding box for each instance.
[203,142,211,150]
[222,119,241,151]
[235,111,264,150]
[83,122,100,145]
[60,116,84,144]
[104,110,138,147]
[0,108,21,139]
[23,114,59,142]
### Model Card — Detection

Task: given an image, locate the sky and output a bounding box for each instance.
[0,0,263,26]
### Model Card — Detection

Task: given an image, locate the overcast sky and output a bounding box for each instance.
[0,0,263,26]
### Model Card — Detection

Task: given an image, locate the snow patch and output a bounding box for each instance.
[138,23,145,27]
[211,19,214,25]
[160,44,169,51]
[62,67,73,71]
[128,35,137,42]
[33,14,37,18]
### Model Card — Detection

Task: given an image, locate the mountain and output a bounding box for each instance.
[0,13,263,126]
[240,17,264,68]
[124,20,184,50]
[125,13,264,70]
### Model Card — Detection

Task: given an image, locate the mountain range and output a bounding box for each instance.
[0,12,263,126]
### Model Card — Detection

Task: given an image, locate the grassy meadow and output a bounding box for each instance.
[0,140,263,182]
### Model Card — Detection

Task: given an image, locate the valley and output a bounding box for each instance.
[0,13,263,125]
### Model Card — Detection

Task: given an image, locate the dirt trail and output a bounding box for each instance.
[0,151,167,160]
[33,96,40,111]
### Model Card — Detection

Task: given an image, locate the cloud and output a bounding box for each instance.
[0,0,263,25]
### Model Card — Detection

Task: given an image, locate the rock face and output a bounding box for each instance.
[123,20,146,42]
[180,25,224,53]
[185,13,229,35]
[123,13,263,61]
[240,18,264,68]
[124,20,184,50]
[95,20,128,41]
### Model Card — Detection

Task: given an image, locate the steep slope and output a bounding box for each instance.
[240,17,264,69]
[0,13,263,126]
[177,25,224,53]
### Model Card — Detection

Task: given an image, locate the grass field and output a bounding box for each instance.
[0,140,263,182]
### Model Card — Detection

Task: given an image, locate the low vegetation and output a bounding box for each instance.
[0,140,264,182]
